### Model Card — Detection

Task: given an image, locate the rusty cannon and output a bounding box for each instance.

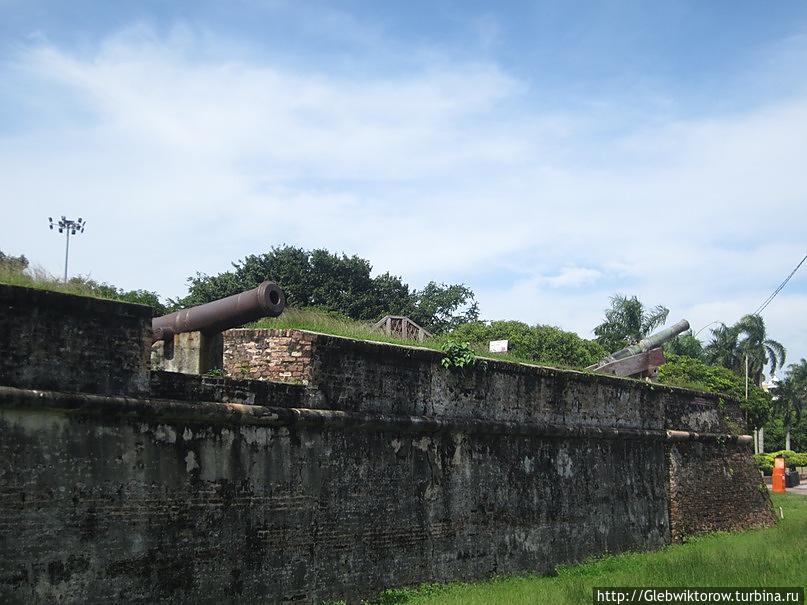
[152,281,286,342]
[587,319,690,378]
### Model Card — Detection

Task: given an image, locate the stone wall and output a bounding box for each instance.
[0,388,671,603]
[0,284,151,397]
[0,293,773,603]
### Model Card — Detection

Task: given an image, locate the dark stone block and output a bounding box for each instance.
[0,285,151,397]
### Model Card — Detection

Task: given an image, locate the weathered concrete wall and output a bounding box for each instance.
[150,370,306,408]
[223,329,773,542]
[151,332,224,375]
[0,387,670,604]
[0,295,773,603]
[0,285,151,397]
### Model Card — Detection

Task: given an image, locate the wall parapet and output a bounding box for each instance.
[223,328,745,436]
[0,284,151,397]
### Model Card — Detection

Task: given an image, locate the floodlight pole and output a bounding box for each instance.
[63,229,70,283]
[48,216,86,283]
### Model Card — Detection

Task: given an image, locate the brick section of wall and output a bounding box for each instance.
[667,442,773,542]
[0,284,151,397]
[223,328,315,384]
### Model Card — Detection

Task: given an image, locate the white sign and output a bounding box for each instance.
[489,340,509,353]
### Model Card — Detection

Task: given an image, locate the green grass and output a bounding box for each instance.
[0,265,104,298]
[362,493,807,605]
[252,308,571,368]
[252,308,448,350]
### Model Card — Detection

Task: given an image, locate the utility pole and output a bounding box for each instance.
[49,216,86,282]
[747,354,756,454]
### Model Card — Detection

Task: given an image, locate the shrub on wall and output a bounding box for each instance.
[657,354,773,430]
[448,320,607,368]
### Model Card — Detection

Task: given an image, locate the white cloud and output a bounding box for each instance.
[1,24,806,365]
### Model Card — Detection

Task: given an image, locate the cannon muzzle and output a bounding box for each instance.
[152,281,285,342]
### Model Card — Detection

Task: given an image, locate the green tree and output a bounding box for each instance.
[176,271,243,308]
[371,272,418,318]
[772,359,807,451]
[308,249,378,320]
[175,245,476,331]
[67,276,169,316]
[593,294,669,353]
[0,250,29,273]
[664,330,705,360]
[705,314,785,385]
[233,246,313,306]
[411,282,478,334]
[704,323,742,372]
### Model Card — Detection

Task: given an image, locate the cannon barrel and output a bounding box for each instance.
[606,319,690,363]
[152,281,285,342]
[586,319,691,372]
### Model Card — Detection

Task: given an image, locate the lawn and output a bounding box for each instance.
[364,493,807,605]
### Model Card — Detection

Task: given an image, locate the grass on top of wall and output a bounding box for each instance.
[0,266,104,298]
[251,308,560,369]
[354,493,805,605]
[251,308,446,349]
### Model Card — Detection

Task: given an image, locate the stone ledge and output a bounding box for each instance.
[0,283,153,319]
[0,385,753,443]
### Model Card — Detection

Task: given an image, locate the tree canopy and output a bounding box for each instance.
[705,314,786,385]
[177,245,478,334]
[664,330,705,360]
[0,250,29,273]
[772,359,807,450]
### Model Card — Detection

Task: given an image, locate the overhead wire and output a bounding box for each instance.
[752,252,807,316]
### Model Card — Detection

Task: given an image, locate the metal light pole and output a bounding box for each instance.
[48,216,86,282]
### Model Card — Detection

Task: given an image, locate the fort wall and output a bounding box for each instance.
[0,286,773,603]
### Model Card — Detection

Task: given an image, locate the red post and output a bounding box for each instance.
[772,455,786,493]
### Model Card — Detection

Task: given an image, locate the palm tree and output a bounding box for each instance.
[735,314,786,385]
[704,323,742,373]
[593,294,669,353]
[705,314,785,385]
[772,359,807,451]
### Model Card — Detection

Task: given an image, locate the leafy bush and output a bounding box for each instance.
[448,320,606,369]
[657,354,772,429]
[754,450,807,473]
[440,340,477,370]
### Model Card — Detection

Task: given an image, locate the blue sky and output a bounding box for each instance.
[1,1,806,369]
